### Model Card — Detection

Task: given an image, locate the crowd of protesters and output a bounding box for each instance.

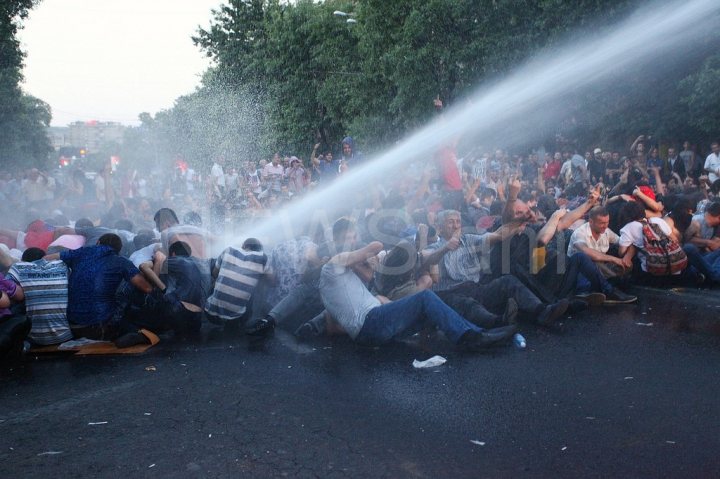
[2,124,720,357]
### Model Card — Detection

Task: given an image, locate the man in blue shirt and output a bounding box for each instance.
[46,233,152,340]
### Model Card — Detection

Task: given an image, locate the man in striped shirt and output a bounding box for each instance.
[204,238,270,328]
[6,247,72,345]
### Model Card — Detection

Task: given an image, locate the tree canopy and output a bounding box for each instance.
[137,0,720,166]
[0,0,53,170]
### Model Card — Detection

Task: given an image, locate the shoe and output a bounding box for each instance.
[573,292,606,306]
[567,299,588,313]
[294,322,319,341]
[245,317,275,337]
[603,288,637,304]
[537,298,569,326]
[695,273,706,287]
[461,325,517,350]
[503,298,518,326]
[115,331,151,349]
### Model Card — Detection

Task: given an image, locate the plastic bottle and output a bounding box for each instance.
[513,333,527,348]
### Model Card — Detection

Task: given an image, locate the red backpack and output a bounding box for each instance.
[640,219,687,275]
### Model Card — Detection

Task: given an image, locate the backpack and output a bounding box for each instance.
[640,219,688,275]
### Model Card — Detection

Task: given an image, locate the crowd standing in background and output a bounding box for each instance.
[2,121,720,355]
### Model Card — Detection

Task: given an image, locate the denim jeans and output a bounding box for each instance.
[355,290,482,345]
[540,252,613,298]
[683,244,720,282]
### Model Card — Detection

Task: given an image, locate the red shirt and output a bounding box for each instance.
[437,147,462,191]
[543,161,561,181]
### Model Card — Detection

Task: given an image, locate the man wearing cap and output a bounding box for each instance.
[285,156,306,192]
[588,148,606,184]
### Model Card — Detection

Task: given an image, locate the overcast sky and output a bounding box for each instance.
[18,0,223,127]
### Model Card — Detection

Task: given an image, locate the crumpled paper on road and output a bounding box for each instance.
[412,355,447,368]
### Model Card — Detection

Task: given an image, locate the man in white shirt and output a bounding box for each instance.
[704,142,720,184]
[211,157,226,195]
[263,153,285,192]
[568,207,634,288]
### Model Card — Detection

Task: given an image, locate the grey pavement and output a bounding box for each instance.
[1,286,719,478]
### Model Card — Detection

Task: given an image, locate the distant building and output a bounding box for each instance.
[65,121,125,153]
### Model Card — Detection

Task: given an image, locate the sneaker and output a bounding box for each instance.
[245,317,275,337]
[115,332,151,349]
[503,298,518,326]
[573,292,606,306]
[604,288,637,304]
[537,298,569,326]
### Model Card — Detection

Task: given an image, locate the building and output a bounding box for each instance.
[65,121,125,154]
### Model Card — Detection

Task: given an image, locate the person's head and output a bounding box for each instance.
[271,153,281,166]
[342,142,352,157]
[332,218,357,249]
[554,151,562,162]
[585,151,593,161]
[324,150,333,161]
[594,148,602,159]
[650,147,659,158]
[97,233,123,254]
[479,188,496,207]
[618,200,646,228]
[612,151,621,162]
[75,218,94,229]
[704,201,720,227]
[436,209,462,240]
[712,142,720,155]
[138,199,151,214]
[133,230,156,250]
[290,157,301,168]
[668,147,677,158]
[183,211,202,227]
[21,247,45,262]
[153,207,179,231]
[242,237,263,252]
[670,209,693,234]
[683,141,691,150]
[637,141,646,154]
[169,241,191,257]
[114,219,134,233]
[495,149,504,160]
[588,206,611,236]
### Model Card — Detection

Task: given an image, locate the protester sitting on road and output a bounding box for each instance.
[566,206,637,304]
[116,241,214,347]
[6,247,73,346]
[422,209,570,327]
[320,241,517,350]
[154,207,214,258]
[204,238,269,331]
[44,233,153,340]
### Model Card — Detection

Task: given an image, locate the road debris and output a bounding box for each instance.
[413,356,447,368]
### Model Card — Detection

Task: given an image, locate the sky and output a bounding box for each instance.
[18,0,224,127]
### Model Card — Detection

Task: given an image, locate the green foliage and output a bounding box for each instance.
[0,0,52,171]
[680,54,720,135]
[185,0,720,157]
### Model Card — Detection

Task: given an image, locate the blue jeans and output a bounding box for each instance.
[267,283,324,331]
[355,290,482,346]
[683,244,720,282]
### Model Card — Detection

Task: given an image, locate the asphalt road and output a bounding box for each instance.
[1,286,719,478]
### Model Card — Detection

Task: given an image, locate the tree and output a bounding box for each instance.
[0,1,53,170]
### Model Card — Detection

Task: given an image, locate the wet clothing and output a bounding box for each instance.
[60,245,141,326]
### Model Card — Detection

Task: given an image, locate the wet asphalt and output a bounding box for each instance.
[1,286,719,478]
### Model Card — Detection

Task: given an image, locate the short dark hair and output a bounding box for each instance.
[98,233,123,254]
[332,218,355,241]
[705,201,720,218]
[153,208,179,227]
[22,247,45,262]
[114,219,134,233]
[75,218,94,229]
[242,237,263,252]
[183,211,202,227]
[480,188,496,201]
[169,241,191,257]
[589,206,610,221]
